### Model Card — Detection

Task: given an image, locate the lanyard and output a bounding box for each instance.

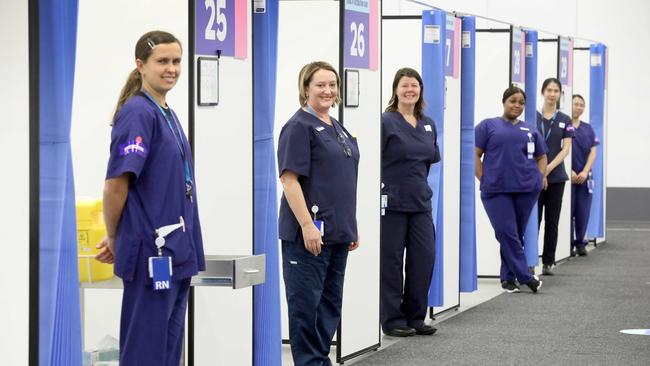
[142,91,194,199]
[305,105,352,157]
[540,110,558,141]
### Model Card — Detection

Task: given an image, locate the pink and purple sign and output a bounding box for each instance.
[344,0,378,70]
[510,27,525,85]
[558,36,573,87]
[195,0,248,59]
[444,14,460,79]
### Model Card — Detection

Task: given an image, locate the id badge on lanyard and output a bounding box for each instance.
[311,205,325,236]
[149,216,185,291]
[527,133,535,159]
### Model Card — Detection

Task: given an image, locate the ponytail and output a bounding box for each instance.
[112,69,142,123]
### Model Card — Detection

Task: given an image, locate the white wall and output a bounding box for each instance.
[0,1,29,363]
[389,0,650,187]
[192,3,254,365]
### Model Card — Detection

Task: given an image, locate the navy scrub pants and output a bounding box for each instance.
[538,181,566,265]
[119,249,191,366]
[571,183,592,249]
[380,210,435,331]
[282,237,350,366]
[481,191,538,284]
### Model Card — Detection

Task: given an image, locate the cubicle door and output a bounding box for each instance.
[191,1,254,365]
[474,18,510,277]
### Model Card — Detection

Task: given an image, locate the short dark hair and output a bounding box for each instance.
[572,94,585,102]
[541,77,562,94]
[502,85,526,103]
[385,67,426,120]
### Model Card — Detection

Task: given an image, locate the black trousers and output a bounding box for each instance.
[380,210,435,331]
[538,181,566,265]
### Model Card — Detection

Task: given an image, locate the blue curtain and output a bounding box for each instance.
[523,30,540,267]
[587,44,606,238]
[39,0,82,365]
[253,2,282,365]
[422,10,445,307]
[459,16,477,292]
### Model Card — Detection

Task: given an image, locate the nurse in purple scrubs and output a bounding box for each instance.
[380,68,440,337]
[536,78,575,275]
[95,31,205,366]
[570,95,599,256]
[475,86,547,294]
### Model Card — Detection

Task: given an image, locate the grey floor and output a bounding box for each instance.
[350,223,650,366]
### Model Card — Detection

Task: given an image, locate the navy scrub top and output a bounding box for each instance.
[536,111,575,183]
[106,93,205,282]
[475,117,547,193]
[381,111,441,212]
[277,109,361,244]
[571,121,599,176]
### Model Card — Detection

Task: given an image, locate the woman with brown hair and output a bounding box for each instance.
[95,31,205,366]
[380,67,440,337]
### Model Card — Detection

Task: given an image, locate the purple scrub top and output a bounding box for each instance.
[277,109,360,244]
[536,110,575,183]
[381,111,441,212]
[475,117,547,193]
[106,93,205,282]
[571,121,599,175]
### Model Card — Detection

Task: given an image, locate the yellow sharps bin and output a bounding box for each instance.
[77,198,114,282]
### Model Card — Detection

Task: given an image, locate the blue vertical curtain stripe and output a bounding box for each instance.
[587,44,606,238]
[422,10,445,307]
[459,16,477,292]
[523,30,540,267]
[253,1,282,365]
[39,0,82,365]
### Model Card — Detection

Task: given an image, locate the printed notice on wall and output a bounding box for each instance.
[525,42,533,57]
[254,0,265,13]
[461,31,471,48]
[424,25,440,44]
[590,54,602,67]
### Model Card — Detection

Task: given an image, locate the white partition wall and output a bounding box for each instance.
[536,35,572,263]
[474,19,510,277]
[191,1,254,365]
[338,3,381,360]
[0,1,29,363]
[381,11,461,315]
[71,0,190,354]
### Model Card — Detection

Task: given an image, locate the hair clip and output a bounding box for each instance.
[146,39,156,49]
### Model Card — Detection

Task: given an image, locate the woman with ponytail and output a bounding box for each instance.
[95,31,205,366]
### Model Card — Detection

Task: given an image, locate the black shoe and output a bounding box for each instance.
[541,264,554,276]
[576,246,588,256]
[570,247,577,257]
[413,324,437,335]
[526,276,543,293]
[383,326,416,337]
[501,280,520,293]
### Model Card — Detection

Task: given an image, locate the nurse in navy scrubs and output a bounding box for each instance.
[570,95,599,256]
[277,61,360,365]
[536,78,574,275]
[380,68,440,337]
[475,86,546,293]
[95,31,205,366]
